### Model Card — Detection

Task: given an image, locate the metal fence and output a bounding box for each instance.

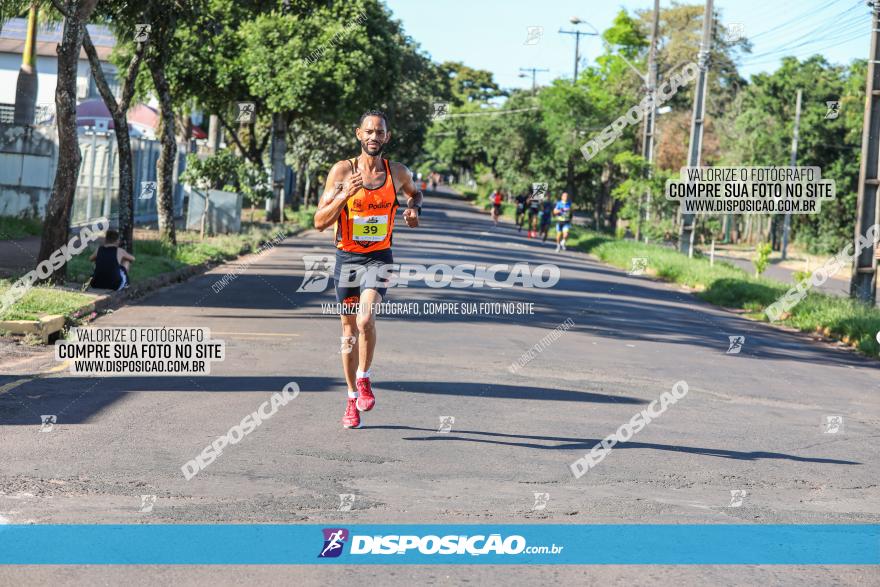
[70,131,186,228]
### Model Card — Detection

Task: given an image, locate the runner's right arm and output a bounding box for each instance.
[314,161,362,231]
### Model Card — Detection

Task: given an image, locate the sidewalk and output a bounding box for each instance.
[0,236,40,278]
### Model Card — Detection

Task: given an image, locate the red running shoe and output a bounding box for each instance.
[342,398,361,429]
[356,378,375,412]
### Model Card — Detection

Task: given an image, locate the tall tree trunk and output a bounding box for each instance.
[13,4,38,125]
[82,30,146,253]
[296,160,307,209]
[37,0,99,282]
[268,111,288,222]
[207,115,220,154]
[149,60,177,245]
[596,162,612,231]
[307,170,319,206]
[303,167,312,208]
[609,199,623,233]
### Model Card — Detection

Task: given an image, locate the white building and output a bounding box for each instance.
[0,17,118,121]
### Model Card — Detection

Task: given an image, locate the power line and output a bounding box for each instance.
[741,31,867,67]
[442,107,540,118]
[741,9,866,62]
[746,0,850,42]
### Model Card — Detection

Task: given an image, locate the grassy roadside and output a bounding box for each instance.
[566,225,880,356]
[0,216,42,240]
[0,284,93,322]
[66,221,303,284]
[455,182,880,356]
[1,213,315,323]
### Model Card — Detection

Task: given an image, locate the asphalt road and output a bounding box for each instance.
[1,188,878,585]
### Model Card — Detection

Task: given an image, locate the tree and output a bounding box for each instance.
[238,0,423,212]
[82,4,151,252]
[720,56,859,252]
[142,5,189,245]
[37,0,99,283]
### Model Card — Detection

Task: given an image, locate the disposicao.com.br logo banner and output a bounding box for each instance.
[317,527,561,560]
[0,524,877,565]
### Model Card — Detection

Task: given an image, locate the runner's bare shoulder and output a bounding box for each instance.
[329,159,353,180]
[388,161,414,187]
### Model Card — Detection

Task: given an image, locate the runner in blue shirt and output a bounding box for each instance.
[553,192,572,252]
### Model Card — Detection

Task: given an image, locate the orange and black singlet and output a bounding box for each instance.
[335,158,399,253]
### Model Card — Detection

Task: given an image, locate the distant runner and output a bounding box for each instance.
[515,192,527,232]
[313,109,423,429]
[539,197,554,242]
[553,191,572,251]
[526,191,541,238]
[490,188,503,226]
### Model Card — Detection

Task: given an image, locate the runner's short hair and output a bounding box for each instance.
[105,229,119,242]
[359,109,388,127]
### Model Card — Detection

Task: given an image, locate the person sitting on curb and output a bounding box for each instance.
[88,229,135,291]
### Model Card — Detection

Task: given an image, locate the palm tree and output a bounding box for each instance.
[13,3,37,125]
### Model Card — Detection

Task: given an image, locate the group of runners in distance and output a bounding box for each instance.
[491,187,572,251]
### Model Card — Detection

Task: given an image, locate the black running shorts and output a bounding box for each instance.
[333,248,394,313]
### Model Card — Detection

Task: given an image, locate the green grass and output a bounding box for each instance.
[287,206,317,230]
[1,215,313,327]
[0,216,42,240]
[0,220,308,325]
[567,225,880,356]
[243,206,313,224]
[0,282,93,321]
[456,182,880,356]
[67,222,304,283]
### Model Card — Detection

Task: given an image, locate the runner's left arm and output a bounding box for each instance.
[395,163,423,228]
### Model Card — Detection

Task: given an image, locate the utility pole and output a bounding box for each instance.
[636,0,661,242]
[519,67,550,91]
[678,0,714,255]
[781,88,801,260]
[851,1,880,303]
[559,18,597,83]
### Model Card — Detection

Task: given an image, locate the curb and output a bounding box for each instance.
[0,314,65,343]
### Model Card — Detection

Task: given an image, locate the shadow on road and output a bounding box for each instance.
[365,425,861,465]
[0,376,640,425]
[382,380,645,404]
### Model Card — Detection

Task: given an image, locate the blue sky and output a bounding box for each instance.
[383,0,869,90]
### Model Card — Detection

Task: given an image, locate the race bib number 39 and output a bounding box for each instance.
[353,215,388,241]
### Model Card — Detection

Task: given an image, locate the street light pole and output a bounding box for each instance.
[637,0,661,242]
[851,1,880,303]
[559,17,597,84]
[678,0,715,256]
[781,88,801,261]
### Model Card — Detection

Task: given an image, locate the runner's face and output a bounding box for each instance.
[357,116,389,156]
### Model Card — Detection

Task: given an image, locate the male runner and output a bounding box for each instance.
[553,191,572,251]
[539,197,554,242]
[514,192,527,231]
[526,191,541,238]
[314,110,423,429]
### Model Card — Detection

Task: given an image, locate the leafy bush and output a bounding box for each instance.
[753,242,772,277]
